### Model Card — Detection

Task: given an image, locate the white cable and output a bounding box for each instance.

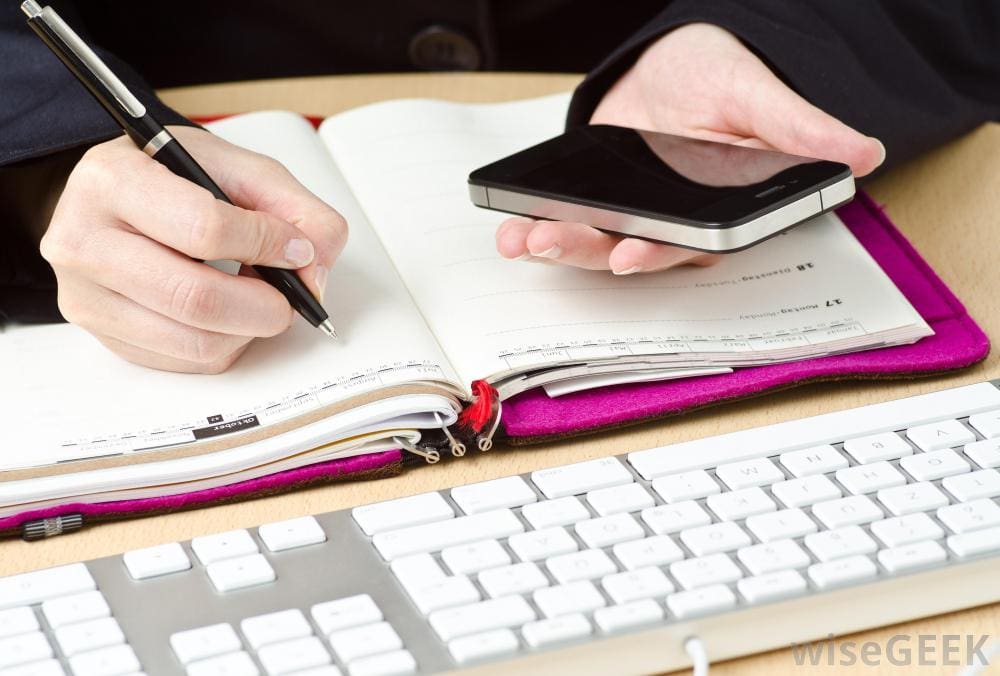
[685,636,710,676]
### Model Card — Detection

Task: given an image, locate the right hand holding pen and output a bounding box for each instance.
[41,126,348,374]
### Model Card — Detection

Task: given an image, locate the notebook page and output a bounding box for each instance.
[0,111,458,471]
[319,96,930,386]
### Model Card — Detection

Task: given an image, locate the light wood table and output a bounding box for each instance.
[4,73,999,674]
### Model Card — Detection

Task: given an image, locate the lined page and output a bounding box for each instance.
[319,96,930,385]
[0,112,457,470]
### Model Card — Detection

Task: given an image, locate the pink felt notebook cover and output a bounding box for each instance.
[0,191,988,535]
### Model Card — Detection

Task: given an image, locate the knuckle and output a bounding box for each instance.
[166,273,220,325]
[184,194,227,257]
[182,330,232,365]
[38,228,77,268]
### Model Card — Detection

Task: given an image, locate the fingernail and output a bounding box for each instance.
[613,265,642,276]
[315,265,328,302]
[533,245,561,259]
[873,138,887,166]
[284,238,314,267]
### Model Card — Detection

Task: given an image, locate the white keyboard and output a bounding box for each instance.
[3,381,1000,675]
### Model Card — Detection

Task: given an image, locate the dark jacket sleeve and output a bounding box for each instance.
[567,0,1000,174]
[0,2,191,324]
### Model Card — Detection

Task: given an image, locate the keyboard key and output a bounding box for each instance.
[836,461,906,495]
[843,432,912,463]
[937,499,1000,534]
[0,607,39,639]
[187,651,259,676]
[546,549,617,584]
[593,600,663,633]
[651,470,720,503]
[205,554,275,592]
[258,516,326,552]
[805,526,878,562]
[521,614,591,647]
[0,632,53,669]
[241,609,312,651]
[680,521,751,556]
[876,482,949,516]
[946,526,1000,557]
[351,492,454,536]
[601,567,674,604]
[372,509,523,560]
[877,541,947,573]
[258,636,331,675]
[508,527,578,562]
[67,644,140,676]
[586,483,654,516]
[0,564,96,610]
[808,555,878,589]
[907,420,975,452]
[389,555,446,589]
[737,540,811,576]
[328,622,402,663]
[737,570,808,604]
[53,617,124,657]
[900,449,970,482]
[406,576,480,615]
[429,596,536,641]
[964,438,1000,469]
[447,629,519,664]
[531,457,633,499]
[666,584,736,619]
[171,624,242,665]
[745,508,818,543]
[715,458,784,490]
[441,540,510,575]
[942,469,1000,501]
[533,581,606,618]
[574,513,644,548]
[612,535,684,570]
[0,659,66,676]
[347,649,416,676]
[122,542,191,580]
[191,529,258,565]
[520,497,589,530]
[706,487,775,521]
[870,513,945,547]
[450,476,536,515]
[779,445,848,477]
[311,595,383,636]
[41,591,110,629]
[640,501,711,535]
[478,562,549,598]
[968,410,1000,438]
[670,553,743,590]
[771,475,842,508]
[812,495,883,529]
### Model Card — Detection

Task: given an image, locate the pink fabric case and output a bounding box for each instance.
[0,191,988,536]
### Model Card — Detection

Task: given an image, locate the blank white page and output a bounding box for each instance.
[0,111,457,470]
[319,96,930,385]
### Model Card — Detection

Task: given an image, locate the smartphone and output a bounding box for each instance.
[468,125,854,252]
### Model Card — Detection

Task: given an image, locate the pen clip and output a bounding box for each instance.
[21,1,146,118]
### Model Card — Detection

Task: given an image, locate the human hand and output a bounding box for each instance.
[495,22,885,274]
[41,125,347,373]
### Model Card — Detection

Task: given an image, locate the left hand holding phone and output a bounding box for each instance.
[495,22,886,275]
[41,126,348,374]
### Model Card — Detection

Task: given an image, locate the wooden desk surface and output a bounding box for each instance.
[4,73,999,674]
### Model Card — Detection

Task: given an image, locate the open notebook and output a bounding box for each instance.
[0,94,933,522]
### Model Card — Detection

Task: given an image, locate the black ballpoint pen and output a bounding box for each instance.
[21,0,337,339]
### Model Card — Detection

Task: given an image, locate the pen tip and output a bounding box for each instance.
[319,320,338,340]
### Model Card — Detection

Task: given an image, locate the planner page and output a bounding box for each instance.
[0,111,459,471]
[320,95,931,387]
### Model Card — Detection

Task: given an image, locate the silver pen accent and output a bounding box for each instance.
[318,319,338,340]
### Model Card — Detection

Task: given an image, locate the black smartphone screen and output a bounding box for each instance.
[469,125,850,227]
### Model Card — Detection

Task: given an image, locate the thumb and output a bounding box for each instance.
[743,74,886,177]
